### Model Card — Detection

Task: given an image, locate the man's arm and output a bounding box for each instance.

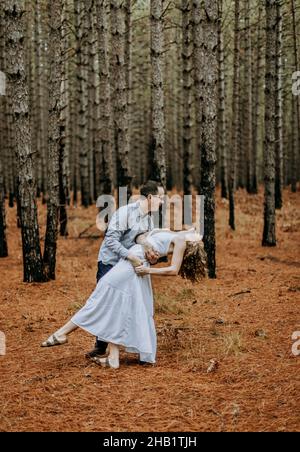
[104,207,131,259]
[105,207,142,266]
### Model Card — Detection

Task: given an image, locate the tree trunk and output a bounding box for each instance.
[218,0,228,199]
[252,1,263,195]
[59,0,70,236]
[87,0,96,205]
[199,0,218,279]
[0,4,8,257]
[262,0,277,247]
[275,1,283,209]
[110,0,132,199]
[74,0,90,207]
[182,0,193,200]
[228,0,240,230]
[43,0,62,281]
[0,152,8,258]
[193,0,204,192]
[149,0,166,187]
[291,0,300,193]
[245,0,254,194]
[95,0,113,198]
[4,0,44,282]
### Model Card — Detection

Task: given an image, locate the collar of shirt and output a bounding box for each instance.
[136,201,150,219]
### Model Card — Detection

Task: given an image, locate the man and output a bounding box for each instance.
[86,180,165,359]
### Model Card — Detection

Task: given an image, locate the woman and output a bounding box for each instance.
[41,229,207,369]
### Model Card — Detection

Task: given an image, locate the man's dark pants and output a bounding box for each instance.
[94,261,114,353]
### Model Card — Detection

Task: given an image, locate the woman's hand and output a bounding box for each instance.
[135,265,150,277]
[128,253,143,268]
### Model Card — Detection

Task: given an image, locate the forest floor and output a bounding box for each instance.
[0,188,299,432]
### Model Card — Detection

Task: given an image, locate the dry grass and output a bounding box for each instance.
[222,332,245,356]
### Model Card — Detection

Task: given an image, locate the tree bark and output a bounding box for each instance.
[252,1,264,195]
[149,0,166,187]
[193,0,204,192]
[228,0,240,230]
[182,0,193,199]
[110,0,132,199]
[95,0,114,198]
[262,0,277,247]
[0,150,8,258]
[4,0,44,282]
[199,0,218,279]
[218,0,228,199]
[275,1,283,209]
[244,0,254,194]
[290,0,300,193]
[43,0,62,280]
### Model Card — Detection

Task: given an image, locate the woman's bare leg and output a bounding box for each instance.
[41,321,78,347]
[55,321,78,338]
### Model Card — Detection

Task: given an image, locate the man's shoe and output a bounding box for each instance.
[139,360,154,366]
[85,346,108,359]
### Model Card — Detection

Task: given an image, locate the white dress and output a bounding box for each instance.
[71,231,177,363]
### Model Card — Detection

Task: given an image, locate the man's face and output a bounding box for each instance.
[148,187,165,212]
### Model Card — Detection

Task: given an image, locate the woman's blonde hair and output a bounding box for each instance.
[179,241,207,283]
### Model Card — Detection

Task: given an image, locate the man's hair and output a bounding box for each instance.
[140,180,160,198]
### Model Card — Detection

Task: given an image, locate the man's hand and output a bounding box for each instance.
[135,265,150,277]
[127,253,143,268]
[145,249,160,265]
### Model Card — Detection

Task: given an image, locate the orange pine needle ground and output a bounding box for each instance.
[0,188,299,432]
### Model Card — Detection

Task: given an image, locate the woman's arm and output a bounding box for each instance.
[135,236,186,277]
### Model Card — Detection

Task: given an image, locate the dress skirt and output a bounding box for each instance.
[71,244,156,363]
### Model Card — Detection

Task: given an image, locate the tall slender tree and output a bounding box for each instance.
[193,0,203,190]
[228,0,240,230]
[218,0,228,199]
[0,152,8,258]
[182,0,193,200]
[252,0,264,195]
[59,0,70,236]
[290,0,300,193]
[95,0,114,199]
[244,0,254,194]
[110,0,132,199]
[275,0,283,209]
[43,0,62,280]
[262,0,277,247]
[0,4,8,258]
[199,0,218,278]
[4,0,44,282]
[149,0,166,187]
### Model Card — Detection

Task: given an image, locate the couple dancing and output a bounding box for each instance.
[41,181,207,369]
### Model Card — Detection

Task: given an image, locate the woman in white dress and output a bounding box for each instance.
[41,229,207,369]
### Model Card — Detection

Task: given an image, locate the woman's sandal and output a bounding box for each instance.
[92,356,120,369]
[41,334,68,348]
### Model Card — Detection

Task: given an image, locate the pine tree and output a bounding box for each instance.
[4,0,44,282]
[262,0,277,247]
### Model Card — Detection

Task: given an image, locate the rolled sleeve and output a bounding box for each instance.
[105,230,130,260]
[104,208,130,261]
